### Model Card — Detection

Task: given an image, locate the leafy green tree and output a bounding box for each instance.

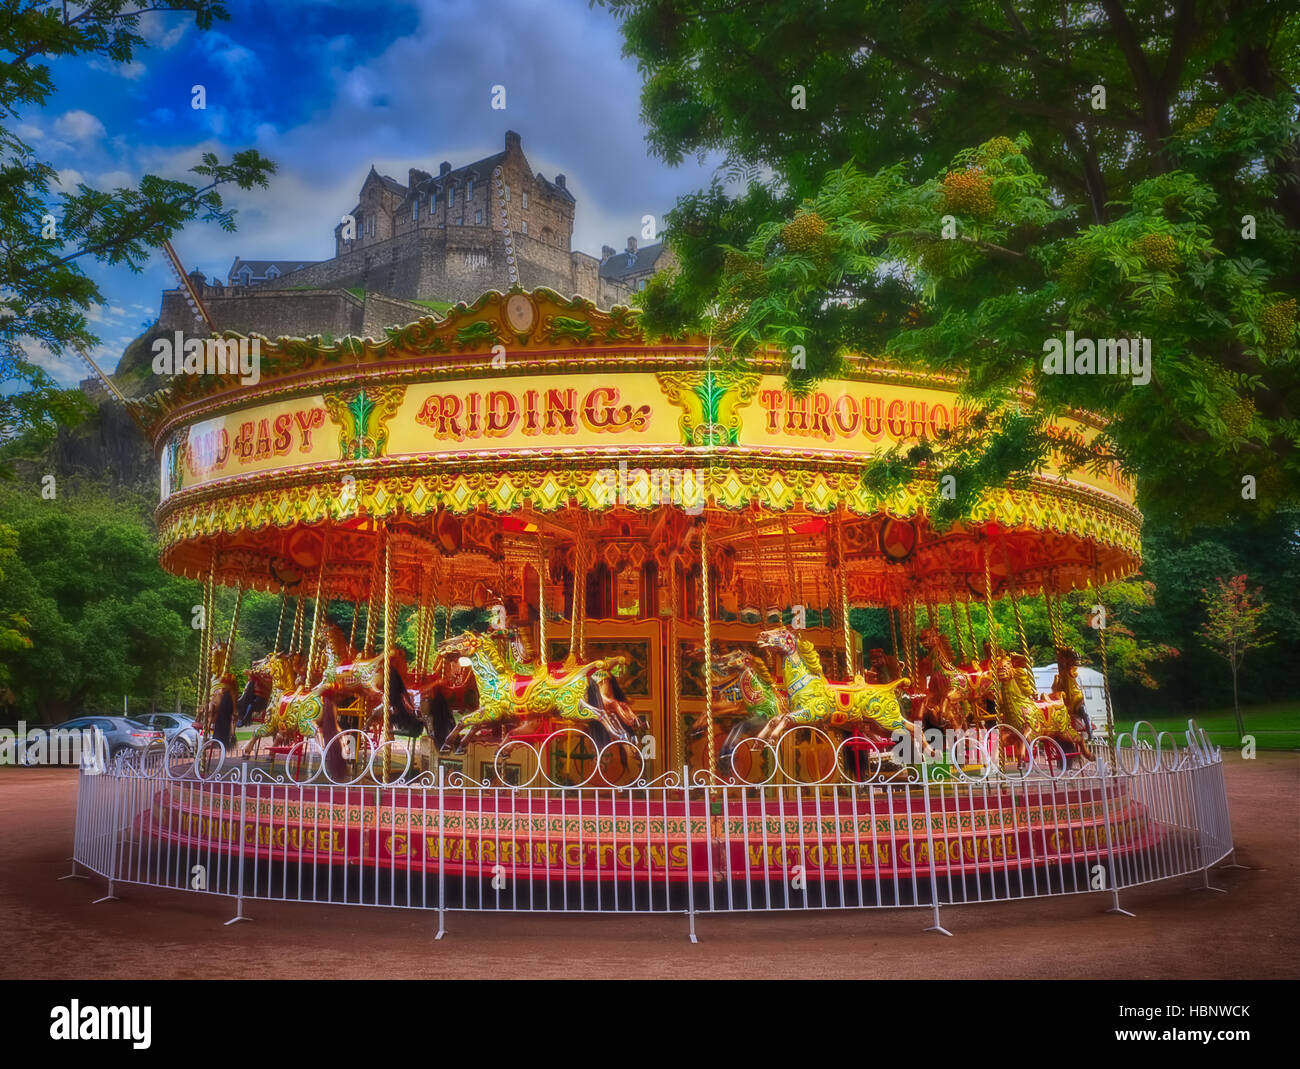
[0,483,197,719]
[605,0,1299,523]
[1199,574,1272,736]
[0,1,275,441]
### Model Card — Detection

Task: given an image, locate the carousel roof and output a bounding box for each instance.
[137,288,1142,608]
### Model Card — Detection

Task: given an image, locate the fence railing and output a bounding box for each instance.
[69,721,1236,939]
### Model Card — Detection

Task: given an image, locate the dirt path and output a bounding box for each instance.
[2,752,1296,979]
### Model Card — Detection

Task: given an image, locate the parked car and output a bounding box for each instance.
[17,716,163,766]
[135,713,202,755]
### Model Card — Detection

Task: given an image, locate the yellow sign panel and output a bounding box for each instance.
[164,371,1134,506]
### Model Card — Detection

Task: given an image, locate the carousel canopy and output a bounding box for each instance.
[131,287,1141,608]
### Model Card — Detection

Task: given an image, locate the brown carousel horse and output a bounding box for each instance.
[994,651,1093,764]
[916,627,999,732]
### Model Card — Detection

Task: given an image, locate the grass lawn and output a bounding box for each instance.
[411,298,452,314]
[1118,702,1300,750]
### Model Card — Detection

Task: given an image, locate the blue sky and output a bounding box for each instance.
[25,0,721,384]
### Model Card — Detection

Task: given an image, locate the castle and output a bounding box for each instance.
[159,132,669,339]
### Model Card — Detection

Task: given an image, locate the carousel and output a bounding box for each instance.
[121,287,1158,888]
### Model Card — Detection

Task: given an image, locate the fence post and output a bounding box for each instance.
[1095,748,1134,917]
[919,758,951,936]
[92,753,121,904]
[683,765,697,944]
[1188,760,1227,894]
[60,760,89,881]
[436,761,447,940]
[226,759,252,924]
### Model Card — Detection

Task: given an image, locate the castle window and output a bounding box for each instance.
[457,217,463,226]
[448,187,454,208]
[412,200,419,221]
[467,179,473,200]
[475,210,483,225]
[521,220,528,235]
[522,191,529,210]
[430,194,436,215]
[504,184,510,201]
[266,265,280,280]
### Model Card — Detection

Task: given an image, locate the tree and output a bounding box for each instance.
[0,483,197,718]
[1199,574,1272,737]
[0,1,275,441]
[603,0,1300,524]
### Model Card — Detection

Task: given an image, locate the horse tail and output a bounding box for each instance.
[429,691,455,751]
[389,663,412,717]
[213,689,236,747]
[585,719,612,750]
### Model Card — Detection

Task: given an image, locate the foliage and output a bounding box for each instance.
[0,480,198,719]
[1199,573,1272,732]
[0,1,275,444]
[605,0,1300,524]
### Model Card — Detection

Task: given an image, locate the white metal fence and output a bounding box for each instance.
[68,721,1236,939]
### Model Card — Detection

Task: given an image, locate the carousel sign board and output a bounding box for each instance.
[160,370,1134,507]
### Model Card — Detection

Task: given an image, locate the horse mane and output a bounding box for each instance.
[476,632,508,675]
[796,637,825,678]
[747,655,778,694]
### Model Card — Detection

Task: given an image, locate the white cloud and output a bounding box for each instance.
[53,110,107,143]
[16,123,43,141]
[88,58,147,80]
[138,11,190,51]
[55,168,84,190]
[97,170,135,189]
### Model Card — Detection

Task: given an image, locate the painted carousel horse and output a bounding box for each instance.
[690,647,787,760]
[438,631,639,751]
[205,641,240,748]
[241,650,345,776]
[994,652,1093,763]
[868,648,904,683]
[1052,646,1094,743]
[236,650,301,727]
[755,627,934,758]
[917,627,998,731]
[311,624,415,728]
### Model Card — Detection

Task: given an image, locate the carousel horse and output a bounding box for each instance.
[205,641,240,749]
[868,648,904,683]
[994,652,1093,763]
[313,624,414,727]
[1052,646,1094,742]
[691,647,787,760]
[409,651,475,752]
[916,627,998,731]
[235,649,301,728]
[438,631,639,751]
[241,650,346,776]
[755,627,934,759]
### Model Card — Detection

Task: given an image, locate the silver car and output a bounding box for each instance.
[135,712,202,755]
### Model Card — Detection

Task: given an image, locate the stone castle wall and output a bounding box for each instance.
[158,287,439,341]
